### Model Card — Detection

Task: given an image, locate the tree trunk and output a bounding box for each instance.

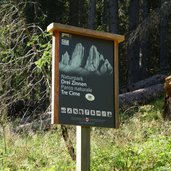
[79,0,87,27]
[160,0,169,72]
[102,0,109,31]
[120,74,166,93]
[140,0,149,79]
[120,84,164,109]
[88,0,96,29]
[108,0,118,33]
[128,0,140,84]
[69,0,80,26]
[163,76,171,120]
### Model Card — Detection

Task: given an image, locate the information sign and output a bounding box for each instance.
[47,23,124,128]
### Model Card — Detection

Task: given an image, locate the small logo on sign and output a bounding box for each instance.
[85,93,95,101]
[85,117,90,122]
[61,39,69,46]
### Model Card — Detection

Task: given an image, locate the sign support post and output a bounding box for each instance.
[76,126,90,171]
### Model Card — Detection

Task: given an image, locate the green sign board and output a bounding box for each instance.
[47,23,124,128]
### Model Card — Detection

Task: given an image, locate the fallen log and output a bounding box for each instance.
[120,74,166,93]
[119,83,164,108]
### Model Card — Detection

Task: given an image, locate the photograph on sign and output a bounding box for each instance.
[58,32,115,127]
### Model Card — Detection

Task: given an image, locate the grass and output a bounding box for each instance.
[1,97,171,170]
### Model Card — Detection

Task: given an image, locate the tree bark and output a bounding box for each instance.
[120,74,166,93]
[128,0,140,84]
[160,0,169,72]
[102,0,109,31]
[88,0,96,29]
[140,0,149,79]
[163,76,171,120]
[69,0,80,26]
[108,0,118,33]
[120,84,164,109]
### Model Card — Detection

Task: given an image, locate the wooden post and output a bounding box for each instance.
[51,31,59,124]
[76,126,90,171]
[114,41,119,128]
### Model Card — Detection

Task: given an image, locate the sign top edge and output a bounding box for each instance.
[47,23,125,43]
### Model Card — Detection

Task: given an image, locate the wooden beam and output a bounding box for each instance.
[51,31,59,124]
[47,23,125,43]
[76,126,90,171]
[114,41,119,128]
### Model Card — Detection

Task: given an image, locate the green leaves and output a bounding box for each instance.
[35,41,52,70]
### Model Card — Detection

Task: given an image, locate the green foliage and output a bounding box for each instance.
[1,98,171,170]
[0,1,51,117]
[29,33,52,71]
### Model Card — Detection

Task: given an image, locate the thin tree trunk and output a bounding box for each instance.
[128,0,140,84]
[163,76,171,120]
[103,0,109,31]
[160,0,169,72]
[140,0,149,80]
[69,0,79,26]
[79,0,87,27]
[108,0,118,33]
[88,0,96,29]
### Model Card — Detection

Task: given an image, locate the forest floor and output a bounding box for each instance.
[1,97,171,171]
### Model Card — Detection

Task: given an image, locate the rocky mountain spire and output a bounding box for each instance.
[70,43,84,67]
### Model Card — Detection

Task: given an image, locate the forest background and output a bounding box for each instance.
[0,0,171,118]
[0,0,171,170]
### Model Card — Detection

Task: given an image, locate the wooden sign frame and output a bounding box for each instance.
[47,23,124,128]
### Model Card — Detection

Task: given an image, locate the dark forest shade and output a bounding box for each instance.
[109,0,118,33]
[128,0,140,84]
[1,0,171,123]
[88,0,96,29]
[160,0,169,72]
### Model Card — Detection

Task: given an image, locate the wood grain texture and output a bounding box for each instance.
[76,126,90,171]
[51,31,59,124]
[114,41,119,128]
[47,23,124,43]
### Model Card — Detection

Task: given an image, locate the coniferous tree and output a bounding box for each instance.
[128,0,140,84]
[88,0,96,29]
[69,0,80,26]
[160,0,169,72]
[140,0,149,79]
[109,0,118,33]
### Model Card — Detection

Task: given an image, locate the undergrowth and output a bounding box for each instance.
[1,97,171,170]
